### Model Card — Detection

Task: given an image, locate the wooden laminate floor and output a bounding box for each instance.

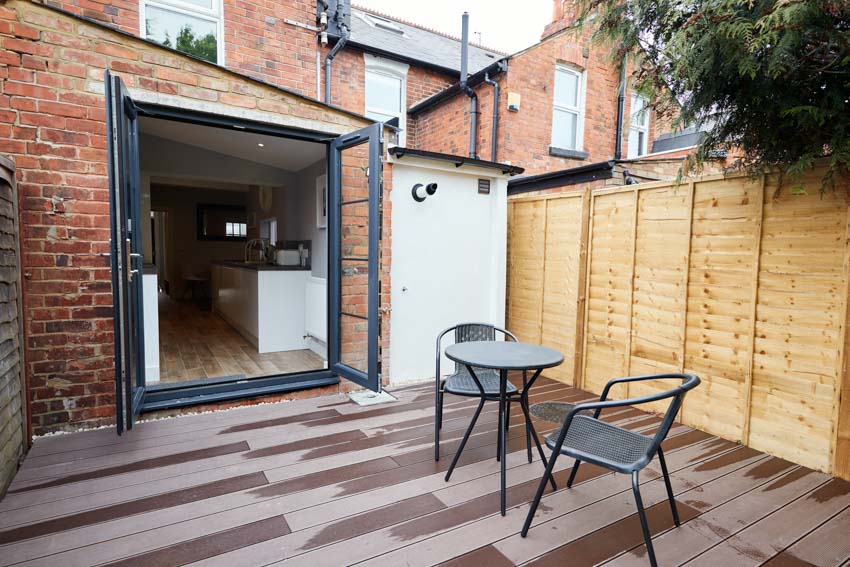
[1,378,849,566]
[158,295,325,384]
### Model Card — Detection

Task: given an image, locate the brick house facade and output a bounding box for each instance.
[411,1,696,188]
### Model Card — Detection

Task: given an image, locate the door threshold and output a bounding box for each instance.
[141,370,339,412]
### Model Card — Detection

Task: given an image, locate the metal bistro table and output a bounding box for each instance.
[444,340,564,516]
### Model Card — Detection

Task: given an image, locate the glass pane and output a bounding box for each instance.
[631,94,649,128]
[338,142,372,373]
[554,68,579,107]
[552,108,577,149]
[178,0,214,10]
[145,5,218,63]
[365,70,402,113]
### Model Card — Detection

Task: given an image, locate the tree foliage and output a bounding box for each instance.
[576,0,850,186]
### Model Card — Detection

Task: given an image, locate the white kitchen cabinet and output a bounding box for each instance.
[211,263,310,353]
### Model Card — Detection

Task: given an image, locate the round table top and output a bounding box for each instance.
[445,341,564,371]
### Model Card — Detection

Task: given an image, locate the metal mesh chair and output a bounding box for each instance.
[434,324,556,490]
[435,324,515,465]
[521,373,701,567]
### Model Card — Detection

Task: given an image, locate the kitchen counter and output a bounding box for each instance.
[213,261,311,272]
[211,263,310,353]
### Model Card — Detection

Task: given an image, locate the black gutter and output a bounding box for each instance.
[508,161,615,195]
[388,146,524,176]
[483,65,502,161]
[408,59,507,116]
[324,1,350,104]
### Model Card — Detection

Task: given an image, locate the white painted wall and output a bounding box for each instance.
[142,273,160,383]
[388,159,509,386]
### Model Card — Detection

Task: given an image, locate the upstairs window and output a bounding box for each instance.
[142,0,223,64]
[551,65,586,151]
[628,93,651,158]
[364,54,408,145]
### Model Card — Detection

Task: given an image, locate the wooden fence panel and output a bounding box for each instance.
[628,186,692,413]
[539,195,585,384]
[748,170,848,472]
[583,191,636,394]
[681,177,763,441]
[506,200,546,344]
[506,165,850,479]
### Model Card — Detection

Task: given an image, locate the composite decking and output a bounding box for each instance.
[1,378,849,566]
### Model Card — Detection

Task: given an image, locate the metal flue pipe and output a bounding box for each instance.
[460,12,478,159]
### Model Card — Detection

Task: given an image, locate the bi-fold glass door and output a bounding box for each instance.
[105,73,384,434]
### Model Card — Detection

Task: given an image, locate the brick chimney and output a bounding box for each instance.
[542,0,580,39]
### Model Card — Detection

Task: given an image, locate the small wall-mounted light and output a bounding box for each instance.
[257,142,265,147]
[412,183,437,202]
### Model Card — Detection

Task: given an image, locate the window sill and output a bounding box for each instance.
[549,146,588,160]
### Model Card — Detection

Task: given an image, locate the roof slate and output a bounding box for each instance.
[349,8,502,74]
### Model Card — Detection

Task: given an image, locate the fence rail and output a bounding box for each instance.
[507,166,850,480]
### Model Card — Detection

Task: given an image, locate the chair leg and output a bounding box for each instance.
[632,471,658,567]
[434,387,443,462]
[519,397,557,491]
[657,447,680,526]
[445,396,485,481]
[566,459,581,488]
[521,442,560,537]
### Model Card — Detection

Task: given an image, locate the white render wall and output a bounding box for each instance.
[388,158,509,386]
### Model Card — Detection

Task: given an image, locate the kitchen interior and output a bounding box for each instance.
[137,116,329,386]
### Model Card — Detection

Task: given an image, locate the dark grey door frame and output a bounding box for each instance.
[327,123,383,392]
[105,70,147,434]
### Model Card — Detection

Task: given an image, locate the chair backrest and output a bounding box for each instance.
[643,374,701,457]
[455,323,496,344]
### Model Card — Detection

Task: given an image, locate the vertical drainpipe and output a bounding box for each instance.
[324,1,350,105]
[614,59,627,160]
[460,12,478,159]
[483,69,500,162]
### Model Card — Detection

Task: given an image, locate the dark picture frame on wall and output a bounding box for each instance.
[196,203,248,241]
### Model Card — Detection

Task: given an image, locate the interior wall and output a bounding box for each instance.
[150,185,248,297]
[140,132,297,265]
[288,158,329,279]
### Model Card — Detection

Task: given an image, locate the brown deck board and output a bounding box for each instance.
[0,378,846,566]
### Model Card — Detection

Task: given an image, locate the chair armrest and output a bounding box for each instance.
[435,325,459,383]
[494,326,518,342]
[598,373,699,405]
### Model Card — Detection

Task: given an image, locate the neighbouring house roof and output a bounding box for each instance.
[507,161,616,195]
[348,6,504,76]
[388,147,525,176]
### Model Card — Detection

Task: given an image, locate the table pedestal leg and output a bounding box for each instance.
[500,368,507,516]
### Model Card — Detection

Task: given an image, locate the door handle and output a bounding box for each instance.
[129,253,142,258]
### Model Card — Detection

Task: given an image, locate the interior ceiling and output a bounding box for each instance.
[138,117,326,171]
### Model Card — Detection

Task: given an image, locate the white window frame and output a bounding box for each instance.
[551,64,587,151]
[139,0,225,65]
[628,93,651,158]
[364,53,408,146]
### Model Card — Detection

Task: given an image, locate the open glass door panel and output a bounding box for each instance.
[328,123,383,392]
[105,70,146,434]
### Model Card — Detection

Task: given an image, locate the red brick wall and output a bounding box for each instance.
[414,27,663,175]
[323,47,455,146]
[44,0,319,95]
[0,0,371,433]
